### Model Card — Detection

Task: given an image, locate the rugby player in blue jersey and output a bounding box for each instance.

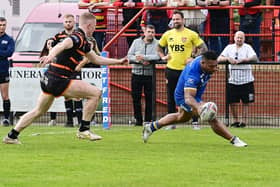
[142,51,248,147]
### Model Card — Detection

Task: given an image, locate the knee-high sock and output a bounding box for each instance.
[3,99,10,119]
[74,100,83,124]
[64,100,73,123]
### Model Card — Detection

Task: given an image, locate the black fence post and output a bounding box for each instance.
[225,63,230,126]
[151,63,157,121]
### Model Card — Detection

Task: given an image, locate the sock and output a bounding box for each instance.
[3,99,11,119]
[79,120,90,132]
[8,129,19,139]
[192,116,198,123]
[150,121,160,132]
[74,100,83,124]
[230,136,236,143]
[50,112,57,120]
[64,100,73,123]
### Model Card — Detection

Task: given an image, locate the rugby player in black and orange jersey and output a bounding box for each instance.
[3,12,128,144]
[49,14,84,127]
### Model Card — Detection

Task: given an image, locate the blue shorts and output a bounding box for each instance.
[175,97,201,113]
[179,103,192,112]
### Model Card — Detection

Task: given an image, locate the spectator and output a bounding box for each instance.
[235,0,262,57]
[142,51,248,147]
[43,14,84,127]
[78,0,110,51]
[3,12,128,144]
[141,0,169,38]
[127,24,160,126]
[113,0,143,47]
[197,0,230,55]
[217,31,258,128]
[266,0,280,27]
[39,38,57,126]
[157,10,207,129]
[0,17,15,126]
[168,0,207,34]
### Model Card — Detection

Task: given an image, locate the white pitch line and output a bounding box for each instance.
[29,130,76,136]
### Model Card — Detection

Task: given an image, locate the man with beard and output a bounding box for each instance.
[142,51,248,147]
[3,12,128,144]
[157,10,207,130]
[48,14,84,127]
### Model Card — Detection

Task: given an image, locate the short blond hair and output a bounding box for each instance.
[79,12,96,25]
[63,14,74,19]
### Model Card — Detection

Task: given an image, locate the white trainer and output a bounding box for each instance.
[77,130,102,141]
[192,122,201,130]
[2,136,21,144]
[231,136,248,147]
[48,120,56,126]
[142,123,153,143]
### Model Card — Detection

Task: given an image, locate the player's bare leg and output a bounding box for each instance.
[63,80,102,141]
[3,93,54,144]
[15,93,54,132]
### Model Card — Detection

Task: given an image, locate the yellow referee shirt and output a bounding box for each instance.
[159,28,204,70]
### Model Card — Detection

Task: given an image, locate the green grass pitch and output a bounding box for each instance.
[1,126,280,187]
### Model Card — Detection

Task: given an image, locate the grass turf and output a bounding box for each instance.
[0,126,280,187]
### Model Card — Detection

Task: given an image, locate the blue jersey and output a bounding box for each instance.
[174,56,211,108]
[0,33,15,75]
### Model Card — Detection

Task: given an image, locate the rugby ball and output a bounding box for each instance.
[200,102,218,121]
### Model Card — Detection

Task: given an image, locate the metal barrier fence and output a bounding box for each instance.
[8,62,280,128]
[108,62,280,128]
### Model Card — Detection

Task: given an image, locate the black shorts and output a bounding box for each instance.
[40,71,71,97]
[0,75,10,84]
[227,82,255,104]
[69,71,82,80]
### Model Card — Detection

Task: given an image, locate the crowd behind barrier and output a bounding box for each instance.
[97,5,280,62]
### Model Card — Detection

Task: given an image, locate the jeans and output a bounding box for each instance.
[209,16,230,55]
[240,13,262,57]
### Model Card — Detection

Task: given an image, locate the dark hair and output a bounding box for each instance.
[0,17,6,22]
[173,10,184,19]
[40,38,53,57]
[146,24,155,30]
[202,51,218,61]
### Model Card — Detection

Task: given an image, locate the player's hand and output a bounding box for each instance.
[120,57,129,65]
[39,55,53,67]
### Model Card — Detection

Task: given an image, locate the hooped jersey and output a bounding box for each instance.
[51,30,69,47]
[82,0,108,29]
[48,28,91,78]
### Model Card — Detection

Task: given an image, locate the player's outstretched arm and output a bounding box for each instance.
[86,50,129,65]
[40,38,73,66]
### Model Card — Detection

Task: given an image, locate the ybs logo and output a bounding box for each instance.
[170,44,184,52]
